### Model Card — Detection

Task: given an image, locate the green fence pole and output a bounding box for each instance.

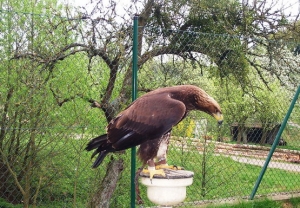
[131,15,139,208]
[249,85,300,200]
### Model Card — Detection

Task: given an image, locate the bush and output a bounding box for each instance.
[0,198,22,208]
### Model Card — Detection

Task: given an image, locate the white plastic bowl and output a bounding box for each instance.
[140,170,194,206]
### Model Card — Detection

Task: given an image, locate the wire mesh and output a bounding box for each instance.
[0,2,299,208]
[135,24,300,207]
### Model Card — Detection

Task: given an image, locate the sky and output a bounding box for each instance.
[274,0,300,16]
[67,0,300,17]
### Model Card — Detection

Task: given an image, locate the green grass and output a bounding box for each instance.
[203,197,300,208]
[206,199,281,208]
[133,144,300,207]
[0,198,22,208]
[2,197,300,208]
[1,137,299,208]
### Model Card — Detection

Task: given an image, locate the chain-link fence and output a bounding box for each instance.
[0,2,300,208]
[135,19,300,207]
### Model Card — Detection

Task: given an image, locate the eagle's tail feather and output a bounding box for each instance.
[91,150,109,168]
[85,134,107,151]
[86,134,112,168]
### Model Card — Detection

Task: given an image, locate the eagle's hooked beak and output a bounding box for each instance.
[213,112,223,125]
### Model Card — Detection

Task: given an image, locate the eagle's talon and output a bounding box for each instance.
[175,165,185,170]
[171,165,184,170]
[155,164,184,170]
[142,168,166,180]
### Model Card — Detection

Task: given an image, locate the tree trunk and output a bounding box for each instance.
[0,160,21,204]
[242,131,248,144]
[90,2,155,206]
[89,158,124,208]
[260,130,268,145]
[237,125,243,143]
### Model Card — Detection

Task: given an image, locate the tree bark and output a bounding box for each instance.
[260,129,268,145]
[237,125,243,143]
[89,158,124,208]
[91,2,156,207]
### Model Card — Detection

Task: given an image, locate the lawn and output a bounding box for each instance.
[203,197,300,208]
[134,144,300,207]
[1,138,299,208]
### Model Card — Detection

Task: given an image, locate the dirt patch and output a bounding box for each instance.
[282,201,293,208]
[171,137,300,164]
[213,142,300,164]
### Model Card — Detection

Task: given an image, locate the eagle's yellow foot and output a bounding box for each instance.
[142,168,166,179]
[155,164,184,170]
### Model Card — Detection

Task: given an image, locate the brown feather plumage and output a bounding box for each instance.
[86,85,223,168]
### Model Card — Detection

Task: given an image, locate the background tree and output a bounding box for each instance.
[0,0,101,206]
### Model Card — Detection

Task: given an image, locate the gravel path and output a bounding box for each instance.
[230,156,300,172]
[172,137,300,172]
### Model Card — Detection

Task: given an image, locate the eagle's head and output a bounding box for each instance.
[206,97,223,125]
[192,87,223,125]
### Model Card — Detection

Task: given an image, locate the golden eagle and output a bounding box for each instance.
[86,85,223,178]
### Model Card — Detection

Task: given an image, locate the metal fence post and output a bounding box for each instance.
[131,14,139,208]
[249,85,300,200]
